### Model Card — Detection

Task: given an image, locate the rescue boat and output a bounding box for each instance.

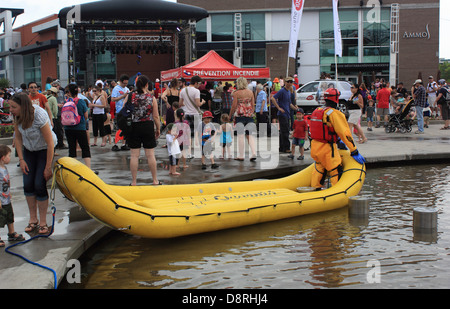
[54,150,365,238]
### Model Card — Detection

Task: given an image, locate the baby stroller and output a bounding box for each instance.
[385,99,413,133]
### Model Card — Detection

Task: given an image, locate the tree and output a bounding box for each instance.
[439,62,450,81]
[0,78,10,89]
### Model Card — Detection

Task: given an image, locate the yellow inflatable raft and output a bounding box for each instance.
[55,150,365,238]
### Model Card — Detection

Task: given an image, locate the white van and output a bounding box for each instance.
[295,80,352,113]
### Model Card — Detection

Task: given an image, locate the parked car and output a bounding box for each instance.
[295,80,352,113]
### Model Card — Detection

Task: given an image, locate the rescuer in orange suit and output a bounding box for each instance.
[309,88,365,189]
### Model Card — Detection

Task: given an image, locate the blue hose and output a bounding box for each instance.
[4,206,58,289]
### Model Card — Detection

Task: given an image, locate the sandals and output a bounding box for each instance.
[0,239,4,247]
[25,221,39,233]
[38,225,50,235]
[8,232,25,241]
[440,126,449,130]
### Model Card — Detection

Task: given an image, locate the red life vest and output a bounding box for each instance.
[310,107,338,143]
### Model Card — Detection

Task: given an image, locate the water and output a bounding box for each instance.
[63,164,450,289]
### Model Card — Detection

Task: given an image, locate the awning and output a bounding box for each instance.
[161,50,270,81]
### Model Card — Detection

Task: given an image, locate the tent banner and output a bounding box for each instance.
[162,68,271,81]
[161,68,182,81]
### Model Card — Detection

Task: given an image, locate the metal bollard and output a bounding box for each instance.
[296,187,316,193]
[348,196,369,217]
[413,207,438,231]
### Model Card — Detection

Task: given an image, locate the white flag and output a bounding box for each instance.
[333,0,342,57]
[288,0,305,59]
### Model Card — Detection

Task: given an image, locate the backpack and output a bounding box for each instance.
[310,107,338,144]
[116,92,135,137]
[61,97,81,126]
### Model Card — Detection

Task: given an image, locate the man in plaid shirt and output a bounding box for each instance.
[412,79,427,134]
[221,84,233,115]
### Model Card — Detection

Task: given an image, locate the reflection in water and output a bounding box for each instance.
[62,164,450,289]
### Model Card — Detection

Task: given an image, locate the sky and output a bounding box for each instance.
[2,0,450,58]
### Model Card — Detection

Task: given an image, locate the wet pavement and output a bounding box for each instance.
[0,121,449,289]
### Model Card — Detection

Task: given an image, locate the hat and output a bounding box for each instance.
[273,78,279,83]
[285,77,294,82]
[414,79,422,85]
[323,88,341,104]
[438,79,446,85]
[202,111,213,119]
[49,87,58,94]
[51,79,60,85]
[428,76,433,79]
[296,108,304,114]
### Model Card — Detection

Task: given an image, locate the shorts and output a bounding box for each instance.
[428,96,437,108]
[169,155,179,166]
[347,109,361,124]
[235,117,256,136]
[377,108,389,117]
[104,124,112,135]
[440,103,450,120]
[292,138,305,147]
[367,116,374,122]
[128,121,156,149]
[202,141,214,156]
[0,203,14,228]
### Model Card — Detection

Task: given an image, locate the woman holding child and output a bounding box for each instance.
[128,75,161,186]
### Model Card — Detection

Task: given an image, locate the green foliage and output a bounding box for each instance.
[439,62,450,81]
[0,78,10,89]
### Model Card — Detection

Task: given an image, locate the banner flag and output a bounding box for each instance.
[333,0,343,57]
[288,0,305,59]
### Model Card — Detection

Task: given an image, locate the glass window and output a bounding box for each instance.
[243,49,265,67]
[299,82,319,93]
[0,57,3,71]
[196,18,207,42]
[363,46,389,63]
[242,13,265,41]
[320,39,358,59]
[23,54,41,85]
[363,21,390,46]
[212,14,234,41]
[0,38,4,53]
[363,8,390,23]
[320,10,358,39]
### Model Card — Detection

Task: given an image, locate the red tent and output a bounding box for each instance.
[161,50,270,81]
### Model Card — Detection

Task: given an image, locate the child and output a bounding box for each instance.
[166,123,181,176]
[0,145,25,247]
[174,108,191,169]
[220,113,233,159]
[197,111,219,170]
[366,99,375,131]
[103,105,112,145]
[423,102,431,128]
[289,109,308,160]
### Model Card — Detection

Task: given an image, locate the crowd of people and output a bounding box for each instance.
[1,72,449,243]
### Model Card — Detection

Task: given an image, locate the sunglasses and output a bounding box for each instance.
[286,81,293,83]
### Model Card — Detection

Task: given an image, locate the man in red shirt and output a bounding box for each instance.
[375,83,391,127]
[28,82,53,127]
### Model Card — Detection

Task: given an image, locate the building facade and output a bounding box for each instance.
[180,0,440,87]
[0,10,69,87]
[1,1,440,88]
